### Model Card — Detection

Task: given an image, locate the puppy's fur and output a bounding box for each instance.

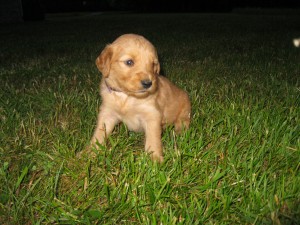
[90,34,191,162]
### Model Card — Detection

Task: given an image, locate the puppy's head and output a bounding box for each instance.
[96,34,160,97]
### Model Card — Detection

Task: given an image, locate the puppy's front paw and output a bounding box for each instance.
[151,153,164,163]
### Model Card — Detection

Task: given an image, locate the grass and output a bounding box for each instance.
[0,11,299,224]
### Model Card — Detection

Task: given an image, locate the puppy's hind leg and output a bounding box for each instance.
[174,119,190,133]
[174,103,191,133]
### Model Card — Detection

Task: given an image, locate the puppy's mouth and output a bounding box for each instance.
[125,89,149,94]
[105,80,153,95]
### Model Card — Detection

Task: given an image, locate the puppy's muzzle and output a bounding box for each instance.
[141,79,152,89]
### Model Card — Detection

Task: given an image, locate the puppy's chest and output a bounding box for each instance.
[108,93,155,131]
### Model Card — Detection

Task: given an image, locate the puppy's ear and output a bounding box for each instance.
[96,45,113,78]
[153,60,160,75]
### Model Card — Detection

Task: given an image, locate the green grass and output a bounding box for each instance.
[0,11,300,224]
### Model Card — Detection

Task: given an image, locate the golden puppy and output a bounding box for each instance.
[90,34,191,162]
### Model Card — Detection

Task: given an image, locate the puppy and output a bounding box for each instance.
[90,34,191,162]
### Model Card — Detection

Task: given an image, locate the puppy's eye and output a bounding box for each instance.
[124,59,134,67]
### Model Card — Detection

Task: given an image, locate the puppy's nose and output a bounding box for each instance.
[141,79,152,89]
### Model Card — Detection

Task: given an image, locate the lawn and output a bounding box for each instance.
[0,11,299,224]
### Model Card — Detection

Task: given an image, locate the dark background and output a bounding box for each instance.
[42,0,300,12]
[21,0,300,21]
